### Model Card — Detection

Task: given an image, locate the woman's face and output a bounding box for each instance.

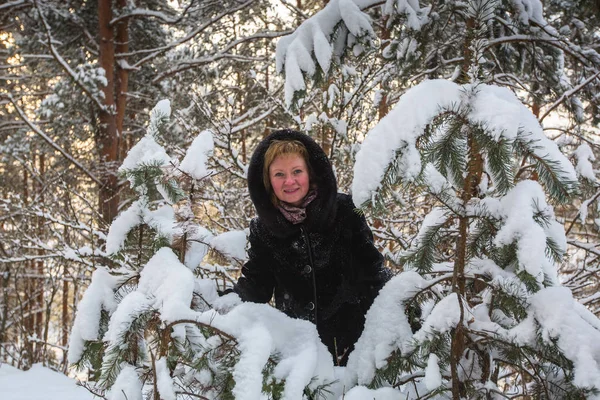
[269,153,310,206]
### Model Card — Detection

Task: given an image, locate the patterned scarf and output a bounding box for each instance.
[278,189,318,224]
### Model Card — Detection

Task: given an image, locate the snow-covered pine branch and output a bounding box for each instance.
[351,79,578,207]
[276,0,382,108]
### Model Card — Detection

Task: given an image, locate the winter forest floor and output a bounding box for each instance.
[0,363,93,400]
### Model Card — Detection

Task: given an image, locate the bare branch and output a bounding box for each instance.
[0,0,30,11]
[151,30,291,83]
[131,0,255,68]
[33,0,107,111]
[109,0,195,26]
[539,71,600,122]
[278,0,309,20]
[3,94,102,185]
[565,188,600,235]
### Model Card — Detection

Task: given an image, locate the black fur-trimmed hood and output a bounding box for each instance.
[247,129,338,238]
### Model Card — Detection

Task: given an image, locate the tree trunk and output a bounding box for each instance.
[459,18,477,85]
[450,131,483,399]
[371,14,392,233]
[61,206,70,370]
[451,16,481,399]
[378,15,391,121]
[22,162,34,368]
[62,263,69,369]
[34,152,46,363]
[0,263,9,361]
[115,0,129,158]
[98,0,119,226]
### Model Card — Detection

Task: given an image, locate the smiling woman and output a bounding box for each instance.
[227,129,394,366]
[263,139,312,208]
[268,152,310,206]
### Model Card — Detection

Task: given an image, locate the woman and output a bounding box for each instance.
[233,129,391,366]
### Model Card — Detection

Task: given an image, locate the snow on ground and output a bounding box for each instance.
[0,363,95,400]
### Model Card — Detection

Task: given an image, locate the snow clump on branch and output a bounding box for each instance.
[351,79,578,206]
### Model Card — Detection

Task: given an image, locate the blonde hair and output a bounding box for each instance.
[263,140,312,205]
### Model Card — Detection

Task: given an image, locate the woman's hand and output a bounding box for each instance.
[213,292,242,314]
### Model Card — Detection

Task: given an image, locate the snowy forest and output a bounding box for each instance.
[1,0,600,399]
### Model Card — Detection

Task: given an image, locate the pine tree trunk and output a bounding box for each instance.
[0,186,6,360]
[371,15,392,233]
[115,0,129,153]
[22,162,35,368]
[60,207,70,370]
[42,288,53,366]
[98,0,119,226]
[458,17,477,84]
[378,14,391,121]
[296,0,303,27]
[263,17,271,138]
[0,262,9,361]
[235,66,248,164]
[451,16,482,399]
[451,131,483,399]
[320,76,332,157]
[62,263,69,367]
[34,152,46,363]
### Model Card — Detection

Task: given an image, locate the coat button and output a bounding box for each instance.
[306,302,315,310]
[303,265,312,274]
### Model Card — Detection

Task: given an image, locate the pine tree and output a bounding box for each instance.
[67,100,249,399]
[347,78,600,398]
[278,0,600,398]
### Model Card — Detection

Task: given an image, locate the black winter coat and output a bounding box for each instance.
[234,129,391,365]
